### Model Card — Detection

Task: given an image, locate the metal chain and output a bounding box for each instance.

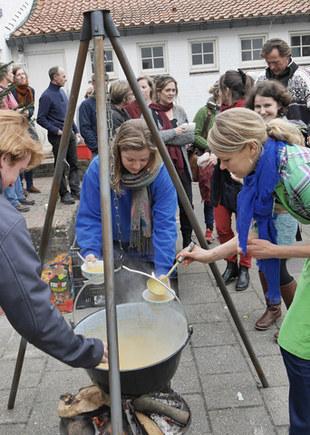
[106,72,124,267]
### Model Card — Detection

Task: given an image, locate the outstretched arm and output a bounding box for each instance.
[177,236,238,266]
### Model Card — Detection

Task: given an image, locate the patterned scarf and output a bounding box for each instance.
[13,84,34,108]
[149,102,184,173]
[237,138,285,304]
[121,161,161,254]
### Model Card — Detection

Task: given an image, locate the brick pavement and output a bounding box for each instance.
[0,179,308,434]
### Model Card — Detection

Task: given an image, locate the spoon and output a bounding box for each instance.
[147,241,196,296]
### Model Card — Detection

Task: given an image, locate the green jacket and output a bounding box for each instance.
[193,105,216,151]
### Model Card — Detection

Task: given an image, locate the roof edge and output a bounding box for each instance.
[7,13,310,48]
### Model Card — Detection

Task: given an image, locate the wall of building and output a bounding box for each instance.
[9,19,310,125]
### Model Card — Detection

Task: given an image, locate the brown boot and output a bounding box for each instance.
[255,304,282,330]
[255,271,281,331]
[280,279,297,309]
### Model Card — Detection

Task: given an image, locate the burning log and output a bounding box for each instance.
[135,411,163,434]
[58,385,110,418]
[133,395,190,425]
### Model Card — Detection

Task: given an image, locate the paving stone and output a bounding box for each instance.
[26,405,60,435]
[276,426,289,435]
[191,321,237,347]
[238,330,283,357]
[172,354,201,394]
[209,406,276,435]
[262,386,289,427]
[185,302,228,324]
[195,345,249,376]
[202,371,263,410]
[179,273,218,304]
[183,393,211,434]
[0,388,36,424]
[250,355,288,387]
[0,358,45,391]
[0,424,27,434]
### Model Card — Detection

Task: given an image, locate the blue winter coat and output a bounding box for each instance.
[76,158,178,276]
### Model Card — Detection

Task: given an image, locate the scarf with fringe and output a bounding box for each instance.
[237,138,285,304]
[121,162,161,254]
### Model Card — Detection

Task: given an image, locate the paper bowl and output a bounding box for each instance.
[81,260,105,284]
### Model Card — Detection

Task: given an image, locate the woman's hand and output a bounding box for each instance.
[174,126,187,135]
[85,254,97,262]
[246,239,277,259]
[177,245,212,265]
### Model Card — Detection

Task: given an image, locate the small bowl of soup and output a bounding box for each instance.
[81,260,104,284]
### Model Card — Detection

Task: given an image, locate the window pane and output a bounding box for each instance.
[253,38,263,49]
[142,59,153,69]
[192,43,202,54]
[153,46,163,57]
[302,46,310,57]
[141,47,152,58]
[291,36,300,46]
[253,49,261,60]
[302,35,310,46]
[242,51,252,61]
[241,39,251,50]
[154,58,164,68]
[105,50,112,61]
[203,53,214,64]
[291,47,301,57]
[203,42,213,53]
[192,54,203,65]
[106,63,113,73]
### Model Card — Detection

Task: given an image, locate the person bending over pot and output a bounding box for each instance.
[0,110,107,368]
[76,119,178,301]
[178,107,310,435]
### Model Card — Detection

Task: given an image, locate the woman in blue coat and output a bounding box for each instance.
[76,119,178,301]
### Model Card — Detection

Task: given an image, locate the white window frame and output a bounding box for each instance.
[89,47,118,79]
[189,38,218,73]
[239,34,267,68]
[138,42,167,75]
[290,32,310,65]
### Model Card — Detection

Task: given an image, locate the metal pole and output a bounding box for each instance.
[104,11,268,388]
[91,11,123,433]
[8,35,90,410]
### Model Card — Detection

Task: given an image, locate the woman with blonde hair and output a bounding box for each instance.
[0,110,107,368]
[125,75,154,118]
[246,80,304,332]
[76,119,177,296]
[178,107,310,434]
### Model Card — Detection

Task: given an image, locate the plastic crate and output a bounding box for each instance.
[70,241,105,309]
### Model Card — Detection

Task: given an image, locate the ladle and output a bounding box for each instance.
[146,241,195,297]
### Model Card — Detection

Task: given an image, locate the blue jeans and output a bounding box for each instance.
[4,177,25,207]
[281,347,310,435]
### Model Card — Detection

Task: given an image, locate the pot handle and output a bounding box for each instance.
[188,324,194,337]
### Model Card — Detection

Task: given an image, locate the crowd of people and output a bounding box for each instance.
[0,37,310,433]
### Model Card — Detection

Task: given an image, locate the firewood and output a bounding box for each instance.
[135,412,163,435]
[58,385,110,417]
[133,396,190,425]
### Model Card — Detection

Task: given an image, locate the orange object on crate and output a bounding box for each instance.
[77,143,92,160]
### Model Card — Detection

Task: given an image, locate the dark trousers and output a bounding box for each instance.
[48,132,80,197]
[204,202,214,231]
[177,168,193,248]
[281,347,310,435]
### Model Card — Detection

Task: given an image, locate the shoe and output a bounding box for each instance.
[236,266,250,291]
[205,229,214,244]
[61,192,75,205]
[71,192,80,200]
[222,261,239,284]
[16,204,30,213]
[19,198,35,206]
[255,304,282,330]
[27,185,41,194]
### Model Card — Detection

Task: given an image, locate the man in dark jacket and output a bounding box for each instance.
[37,66,81,205]
[79,75,98,156]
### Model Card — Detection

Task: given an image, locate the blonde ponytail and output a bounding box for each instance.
[266,118,305,146]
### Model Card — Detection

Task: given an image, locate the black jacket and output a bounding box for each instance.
[0,194,103,368]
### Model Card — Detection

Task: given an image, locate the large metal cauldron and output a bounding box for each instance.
[74,302,192,396]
